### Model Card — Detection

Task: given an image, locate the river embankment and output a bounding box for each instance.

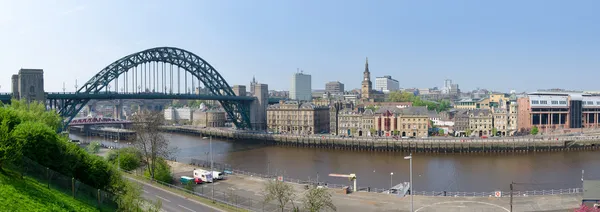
[161,126,600,153]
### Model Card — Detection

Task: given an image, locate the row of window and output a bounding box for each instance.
[582,101,600,105]
[531,100,568,105]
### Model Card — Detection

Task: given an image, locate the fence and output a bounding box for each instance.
[127,169,296,212]
[189,158,584,198]
[7,158,118,210]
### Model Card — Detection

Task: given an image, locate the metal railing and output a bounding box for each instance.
[189,158,584,198]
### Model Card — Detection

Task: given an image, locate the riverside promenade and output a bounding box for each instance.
[168,160,581,212]
[161,126,600,153]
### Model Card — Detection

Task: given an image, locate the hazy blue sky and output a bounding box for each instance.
[1,0,599,93]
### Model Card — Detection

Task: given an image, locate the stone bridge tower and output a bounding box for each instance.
[12,69,45,103]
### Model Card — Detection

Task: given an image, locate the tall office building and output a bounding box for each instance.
[325,81,344,94]
[375,75,399,93]
[290,71,312,101]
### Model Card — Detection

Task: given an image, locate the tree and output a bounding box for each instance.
[492,128,498,137]
[531,126,539,135]
[369,128,377,136]
[364,105,378,112]
[131,110,177,181]
[438,129,445,135]
[302,187,336,212]
[393,130,399,136]
[107,147,142,171]
[264,179,296,212]
[144,157,172,183]
[465,129,472,137]
[86,141,101,154]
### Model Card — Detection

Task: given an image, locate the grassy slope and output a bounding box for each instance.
[0,170,100,212]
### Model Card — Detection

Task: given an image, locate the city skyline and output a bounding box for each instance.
[1,0,599,93]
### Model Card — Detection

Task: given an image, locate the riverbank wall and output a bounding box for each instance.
[161,126,600,153]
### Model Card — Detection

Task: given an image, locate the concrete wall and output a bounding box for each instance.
[517,97,531,131]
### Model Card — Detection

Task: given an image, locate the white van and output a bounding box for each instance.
[193,169,213,183]
[212,171,224,180]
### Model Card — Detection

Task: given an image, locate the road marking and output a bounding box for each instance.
[415,200,510,212]
[155,195,172,203]
[142,190,149,193]
[178,204,197,212]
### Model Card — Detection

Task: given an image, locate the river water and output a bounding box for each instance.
[70,132,600,193]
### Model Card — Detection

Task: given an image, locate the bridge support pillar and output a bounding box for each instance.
[113,99,123,119]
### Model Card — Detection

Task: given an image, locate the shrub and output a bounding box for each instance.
[144,158,172,183]
[86,141,101,154]
[107,148,142,171]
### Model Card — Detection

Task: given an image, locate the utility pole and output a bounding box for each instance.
[510,182,513,212]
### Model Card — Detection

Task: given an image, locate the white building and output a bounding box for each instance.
[290,72,312,101]
[375,75,399,93]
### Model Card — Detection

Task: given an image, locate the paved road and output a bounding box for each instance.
[127,177,223,212]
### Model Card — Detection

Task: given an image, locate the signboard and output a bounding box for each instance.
[494,191,502,197]
[277,176,283,182]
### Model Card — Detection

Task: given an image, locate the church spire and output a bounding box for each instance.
[365,57,369,72]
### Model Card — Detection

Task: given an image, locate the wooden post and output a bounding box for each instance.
[97,189,101,207]
[72,178,75,198]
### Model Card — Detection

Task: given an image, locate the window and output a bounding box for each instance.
[532,100,539,104]
[551,101,558,105]
[597,101,600,105]
[540,100,548,104]
[560,101,567,104]
[588,101,594,105]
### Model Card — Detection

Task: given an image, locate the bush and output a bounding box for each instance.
[107,148,142,171]
[144,158,172,183]
[86,141,101,154]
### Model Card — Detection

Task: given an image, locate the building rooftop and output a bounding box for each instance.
[267,101,329,110]
[470,109,491,117]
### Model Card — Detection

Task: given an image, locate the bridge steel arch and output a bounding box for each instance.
[59,47,252,129]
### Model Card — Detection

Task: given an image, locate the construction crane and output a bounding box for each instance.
[328,173,357,193]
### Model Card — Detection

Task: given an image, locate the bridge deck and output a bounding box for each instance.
[46,92,255,101]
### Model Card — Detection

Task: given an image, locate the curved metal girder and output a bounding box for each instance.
[59,47,252,129]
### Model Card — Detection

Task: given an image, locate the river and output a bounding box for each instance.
[70,132,600,193]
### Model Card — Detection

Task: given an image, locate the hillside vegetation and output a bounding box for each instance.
[0,100,159,211]
[0,170,99,212]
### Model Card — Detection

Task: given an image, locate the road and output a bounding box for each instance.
[127,177,223,212]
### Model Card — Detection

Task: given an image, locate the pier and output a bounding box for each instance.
[161,126,600,153]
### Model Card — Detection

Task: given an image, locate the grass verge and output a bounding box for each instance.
[123,172,248,212]
[0,169,109,212]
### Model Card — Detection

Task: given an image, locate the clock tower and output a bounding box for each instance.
[361,57,372,99]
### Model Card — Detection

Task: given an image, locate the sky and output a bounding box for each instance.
[0,0,599,93]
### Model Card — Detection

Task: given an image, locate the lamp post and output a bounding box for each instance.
[114,140,120,170]
[390,172,394,190]
[202,136,214,202]
[404,154,413,212]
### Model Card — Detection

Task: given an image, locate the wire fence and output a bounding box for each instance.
[6,157,118,210]
[126,169,296,212]
[189,158,584,198]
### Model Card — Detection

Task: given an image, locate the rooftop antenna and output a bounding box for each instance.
[74,79,78,92]
[62,82,66,93]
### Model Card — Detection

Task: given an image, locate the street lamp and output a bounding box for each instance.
[390,172,394,190]
[202,136,214,202]
[114,140,120,170]
[404,154,413,212]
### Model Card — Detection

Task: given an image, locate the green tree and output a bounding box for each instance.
[144,157,172,183]
[107,147,142,171]
[492,128,498,136]
[264,180,296,212]
[86,141,101,154]
[438,129,445,135]
[369,128,377,136]
[350,128,357,135]
[531,126,539,135]
[387,91,415,102]
[302,187,337,212]
[465,129,472,137]
[365,105,378,112]
[393,130,399,136]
